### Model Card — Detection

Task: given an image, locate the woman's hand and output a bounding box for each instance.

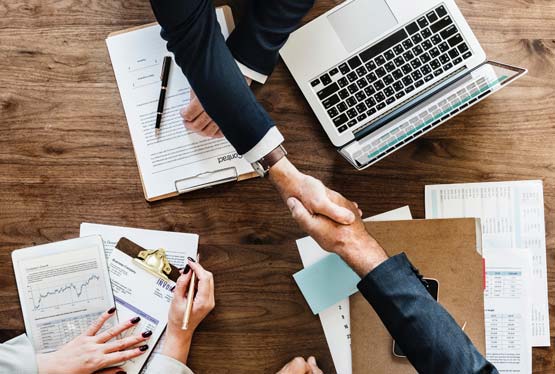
[161,258,215,365]
[36,308,151,374]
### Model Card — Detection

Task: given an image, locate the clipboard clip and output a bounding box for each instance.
[174,166,238,194]
[132,248,172,282]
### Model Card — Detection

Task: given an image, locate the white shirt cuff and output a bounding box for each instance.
[242,126,284,163]
[235,60,268,84]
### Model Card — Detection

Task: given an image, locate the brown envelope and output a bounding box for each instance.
[351,218,485,374]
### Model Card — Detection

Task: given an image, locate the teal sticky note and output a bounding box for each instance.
[293,254,361,314]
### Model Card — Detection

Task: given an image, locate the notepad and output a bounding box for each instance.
[293,254,360,315]
[106,6,256,201]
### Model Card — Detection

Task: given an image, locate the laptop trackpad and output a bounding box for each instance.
[328,0,398,52]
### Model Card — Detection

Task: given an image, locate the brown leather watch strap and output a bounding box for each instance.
[115,237,182,282]
[258,145,287,173]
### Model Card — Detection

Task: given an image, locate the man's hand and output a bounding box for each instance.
[181,77,252,138]
[181,90,224,138]
[268,157,357,225]
[277,356,323,374]
[286,192,389,277]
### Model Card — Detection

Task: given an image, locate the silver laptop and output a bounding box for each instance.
[280,0,526,169]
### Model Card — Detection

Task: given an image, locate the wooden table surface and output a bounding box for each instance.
[1,0,554,372]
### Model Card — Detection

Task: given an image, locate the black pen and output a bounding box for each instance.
[155,56,172,135]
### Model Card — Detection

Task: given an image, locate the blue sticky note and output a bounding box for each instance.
[293,254,361,314]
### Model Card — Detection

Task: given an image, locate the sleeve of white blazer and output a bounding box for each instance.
[143,354,195,374]
[0,334,38,374]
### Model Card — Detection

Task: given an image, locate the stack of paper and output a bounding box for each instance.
[426,180,548,374]
[80,223,198,374]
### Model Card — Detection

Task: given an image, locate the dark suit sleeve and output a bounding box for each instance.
[357,253,498,374]
[149,0,275,155]
[227,0,315,76]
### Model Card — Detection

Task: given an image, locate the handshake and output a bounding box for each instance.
[182,87,388,276]
[268,157,389,277]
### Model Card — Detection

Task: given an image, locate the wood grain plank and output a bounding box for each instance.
[1,0,554,372]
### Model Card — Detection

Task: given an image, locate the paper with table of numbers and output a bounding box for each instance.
[425,180,549,347]
[484,247,532,374]
[296,206,412,374]
[106,7,254,201]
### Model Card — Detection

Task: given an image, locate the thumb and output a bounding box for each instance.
[307,356,323,374]
[287,197,315,231]
[173,270,192,303]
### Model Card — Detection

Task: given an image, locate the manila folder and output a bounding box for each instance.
[351,218,485,374]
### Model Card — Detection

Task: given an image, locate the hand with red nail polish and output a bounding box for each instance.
[36,308,150,374]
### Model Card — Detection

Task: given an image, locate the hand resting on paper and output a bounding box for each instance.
[181,76,252,138]
[36,308,150,374]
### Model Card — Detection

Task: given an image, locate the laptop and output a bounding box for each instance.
[280,0,526,169]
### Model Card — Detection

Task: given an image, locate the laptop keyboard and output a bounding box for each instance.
[311,5,473,134]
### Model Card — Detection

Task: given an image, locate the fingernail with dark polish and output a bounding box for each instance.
[139,344,149,351]
[107,307,116,314]
[131,316,141,324]
[183,265,190,274]
[170,285,176,291]
[142,330,152,338]
[187,257,196,263]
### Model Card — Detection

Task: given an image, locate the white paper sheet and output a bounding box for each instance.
[296,206,412,374]
[11,237,116,353]
[484,248,532,374]
[425,180,549,346]
[80,223,198,267]
[105,9,253,200]
[79,223,198,373]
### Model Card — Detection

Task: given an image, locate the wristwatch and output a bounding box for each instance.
[251,145,288,177]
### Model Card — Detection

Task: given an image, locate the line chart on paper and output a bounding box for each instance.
[29,273,104,311]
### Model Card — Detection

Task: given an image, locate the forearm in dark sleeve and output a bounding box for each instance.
[149,0,275,155]
[227,0,315,75]
[357,253,498,374]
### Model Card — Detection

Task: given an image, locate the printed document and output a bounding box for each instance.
[296,206,412,373]
[106,8,253,200]
[79,223,198,373]
[80,222,198,266]
[12,236,115,353]
[484,248,532,374]
[107,248,173,373]
[425,180,549,346]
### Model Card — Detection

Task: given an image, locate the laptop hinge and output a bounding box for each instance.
[352,66,469,142]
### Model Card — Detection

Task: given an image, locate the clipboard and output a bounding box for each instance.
[107,6,258,202]
[115,237,182,282]
[111,237,188,373]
